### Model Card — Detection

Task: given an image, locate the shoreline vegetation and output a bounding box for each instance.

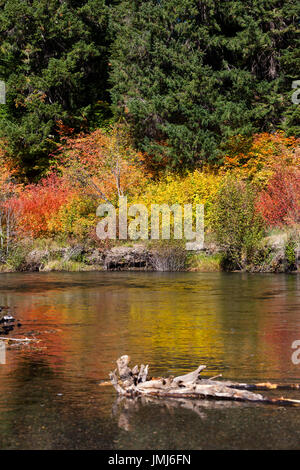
[0,2,299,271]
[1,131,299,275]
[0,229,299,274]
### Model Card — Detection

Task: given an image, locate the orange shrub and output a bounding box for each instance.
[55,125,150,204]
[220,132,300,187]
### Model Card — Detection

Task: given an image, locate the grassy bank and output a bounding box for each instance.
[0,230,298,273]
[187,253,223,272]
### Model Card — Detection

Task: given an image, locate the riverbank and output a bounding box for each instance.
[1,133,298,277]
[0,233,299,274]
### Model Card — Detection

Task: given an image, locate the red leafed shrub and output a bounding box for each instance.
[10,173,75,238]
[257,166,300,227]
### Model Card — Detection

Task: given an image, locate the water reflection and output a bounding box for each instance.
[112,395,259,431]
[0,272,299,449]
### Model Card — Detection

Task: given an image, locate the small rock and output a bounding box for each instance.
[0,314,15,324]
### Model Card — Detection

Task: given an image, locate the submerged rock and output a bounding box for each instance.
[0,312,16,335]
[0,314,15,324]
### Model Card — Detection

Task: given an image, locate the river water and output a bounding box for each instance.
[0,272,299,449]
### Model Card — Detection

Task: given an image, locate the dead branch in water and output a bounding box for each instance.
[0,336,39,344]
[226,381,300,392]
[109,356,300,407]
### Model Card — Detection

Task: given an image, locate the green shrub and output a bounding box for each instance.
[6,245,27,271]
[285,237,297,271]
[210,175,265,270]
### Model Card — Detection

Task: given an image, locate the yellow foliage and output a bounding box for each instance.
[129,169,222,227]
[48,195,97,239]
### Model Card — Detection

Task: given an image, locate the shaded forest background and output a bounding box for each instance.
[0,0,299,272]
[0,0,299,177]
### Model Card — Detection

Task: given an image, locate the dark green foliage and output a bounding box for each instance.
[0,0,299,176]
[285,237,297,271]
[0,0,111,179]
[110,0,300,168]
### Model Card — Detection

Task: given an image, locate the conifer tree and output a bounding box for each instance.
[0,0,110,178]
[110,0,300,168]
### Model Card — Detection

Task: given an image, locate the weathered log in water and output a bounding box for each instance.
[109,356,300,407]
[0,336,38,343]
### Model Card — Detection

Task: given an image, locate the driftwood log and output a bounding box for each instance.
[0,336,38,343]
[109,356,300,407]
